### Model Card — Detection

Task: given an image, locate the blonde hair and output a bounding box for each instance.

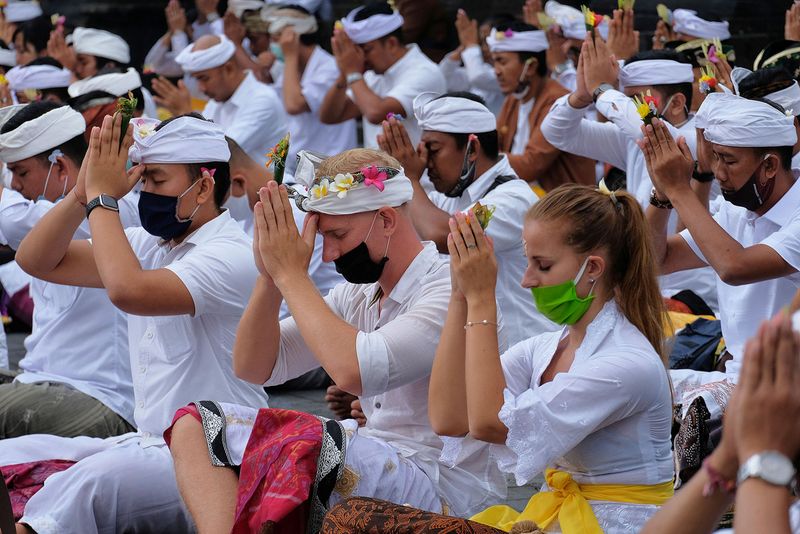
[527,184,667,361]
[317,148,401,178]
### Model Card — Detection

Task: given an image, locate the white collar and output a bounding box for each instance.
[223,71,258,106]
[759,174,800,227]
[364,241,440,306]
[464,155,517,203]
[381,44,420,78]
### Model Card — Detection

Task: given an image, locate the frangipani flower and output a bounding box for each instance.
[133,119,156,138]
[331,173,355,198]
[362,165,388,192]
[311,178,330,199]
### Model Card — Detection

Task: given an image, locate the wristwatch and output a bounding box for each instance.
[692,161,715,183]
[592,82,615,103]
[86,194,120,218]
[737,451,797,490]
[345,72,364,86]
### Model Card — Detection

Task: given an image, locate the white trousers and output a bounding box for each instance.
[1,432,194,534]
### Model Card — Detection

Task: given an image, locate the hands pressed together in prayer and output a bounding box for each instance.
[278,27,301,61]
[606,8,640,62]
[651,20,677,50]
[332,28,365,77]
[570,29,619,108]
[47,27,76,72]
[151,76,192,116]
[522,0,543,28]
[165,0,189,36]
[377,116,427,181]
[252,181,316,287]
[447,211,497,303]
[223,11,246,45]
[83,114,144,203]
[638,117,694,201]
[787,2,800,42]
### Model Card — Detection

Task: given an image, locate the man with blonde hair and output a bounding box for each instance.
[167,147,506,533]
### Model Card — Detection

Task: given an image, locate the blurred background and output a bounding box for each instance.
[38,0,787,70]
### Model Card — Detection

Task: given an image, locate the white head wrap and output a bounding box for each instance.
[413,92,496,134]
[694,91,737,129]
[703,97,797,148]
[227,0,264,17]
[129,116,230,164]
[0,48,16,68]
[292,150,413,215]
[0,105,86,163]
[175,34,237,74]
[340,5,404,45]
[618,59,695,88]
[4,1,42,23]
[265,7,318,35]
[68,67,142,98]
[730,67,800,117]
[0,104,25,129]
[5,65,72,90]
[486,28,548,53]
[672,9,730,41]
[544,1,608,41]
[71,27,131,64]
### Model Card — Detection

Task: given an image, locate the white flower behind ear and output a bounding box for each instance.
[331,173,355,198]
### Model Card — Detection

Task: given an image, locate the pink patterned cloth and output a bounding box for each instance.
[2,460,76,520]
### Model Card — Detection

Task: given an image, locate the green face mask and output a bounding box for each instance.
[531,257,596,325]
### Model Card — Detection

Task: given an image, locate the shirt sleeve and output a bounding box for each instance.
[385,64,446,117]
[461,46,501,94]
[475,181,537,252]
[226,86,288,165]
[164,241,258,318]
[678,207,730,266]
[540,94,630,170]
[759,212,800,272]
[496,347,668,485]
[438,57,470,92]
[357,275,451,397]
[0,189,92,249]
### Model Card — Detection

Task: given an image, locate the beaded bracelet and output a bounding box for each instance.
[702,457,737,497]
[464,320,497,329]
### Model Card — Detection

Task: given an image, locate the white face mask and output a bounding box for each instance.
[223,193,253,222]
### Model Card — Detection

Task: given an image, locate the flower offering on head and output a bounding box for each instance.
[306,166,401,202]
[266,132,290,184]
[362,165,388,192]
[699,65,718,94]
[656,4,673,26]
[634,90,659,125]
[618,0,635,10]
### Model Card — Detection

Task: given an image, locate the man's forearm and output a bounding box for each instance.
[278,272,362,394]
[233,275,284,384]
[87,208,147,295]
[281,56,308,115]
[349,80,397,124]
[734,480,792,533]
[16,190,85,276]
[319,77,348,124]
[646,203,672,270]
[408,180,451,251]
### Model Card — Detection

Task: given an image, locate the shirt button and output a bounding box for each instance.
[146,331,154,339]
[139,366,146,373]
[375,402,381,409]
[138,400,144,408]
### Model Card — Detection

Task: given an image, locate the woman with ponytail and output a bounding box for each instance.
[321,183,674,534]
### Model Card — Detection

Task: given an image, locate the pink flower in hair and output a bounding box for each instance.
[362,165,388,192]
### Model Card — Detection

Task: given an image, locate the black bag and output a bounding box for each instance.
[668,318,722,372]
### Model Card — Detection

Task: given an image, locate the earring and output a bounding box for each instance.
[589,279,595,283]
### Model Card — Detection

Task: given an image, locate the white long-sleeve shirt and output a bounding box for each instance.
[541,90,719,310]
[438,45,504,116]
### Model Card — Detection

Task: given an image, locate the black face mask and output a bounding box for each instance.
[333,213,389,284]
[445,135,478,198]
[721,156,775,212]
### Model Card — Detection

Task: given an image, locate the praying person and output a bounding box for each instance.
[641,94,800,420]
[166,148,506,533]
[11,15,50,66]
[5,57,71,104]
[324,183,674,533]
[0,102,139,439]
[267,5,357,174]
[541,37,719,311]
[489,21,595,191]
[319,2,445,149]
[1,113,268,533]
[64,27,131,80]
[379,91,552,344]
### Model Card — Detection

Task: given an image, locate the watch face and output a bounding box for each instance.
[761,453,795,485]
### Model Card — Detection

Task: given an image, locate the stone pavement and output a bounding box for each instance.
[5,332,537,511]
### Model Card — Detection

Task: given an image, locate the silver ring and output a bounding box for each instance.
[466,244,477,249]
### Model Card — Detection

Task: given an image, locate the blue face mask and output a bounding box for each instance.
[138,179,203,240]
[270,42,285,63]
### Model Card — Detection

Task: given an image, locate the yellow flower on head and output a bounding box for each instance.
[331,173,355,198]
[311,178,330,199]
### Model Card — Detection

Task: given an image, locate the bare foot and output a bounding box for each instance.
[325,385,358,420]
[350,398,367,427]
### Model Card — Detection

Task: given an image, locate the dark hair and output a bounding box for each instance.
[281,4,322,46]
[353,2,404,44]
[1,101,87,164]
[738,66,795,101]
[93,56,128,71]
[12,15,51,55]
[626,49,694,110]
[434,92,499,159]
[751,97,796,170]
[154,113,231,208]
[481,13,517,28]
[494,21,548,77]
[24,56,64,69]
[19,56,70,102]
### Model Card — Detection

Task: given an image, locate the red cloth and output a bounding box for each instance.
[233,409,323,534]
[2,460,76,520]
[163,404,201,446]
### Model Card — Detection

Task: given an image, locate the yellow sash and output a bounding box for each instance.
[470,469,674,534]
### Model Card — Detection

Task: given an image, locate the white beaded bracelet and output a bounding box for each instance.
[464,320,497,329]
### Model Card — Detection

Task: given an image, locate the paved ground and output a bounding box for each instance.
[5,332,537,510]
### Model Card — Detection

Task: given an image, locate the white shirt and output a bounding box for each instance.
[542,91,719,310]
[425,155,556,344]
[438,46,504,116]
[202,71,289,168]
[265,242,506,517]
[496,300,673,533]
[0,188,140,424]
[680,176,800,381]
[276,46,357,174]
[511,98,534,155]
[0,314,6,369]
[143,32,188,78]
[125,210,269,435]
[356,44,446,149]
